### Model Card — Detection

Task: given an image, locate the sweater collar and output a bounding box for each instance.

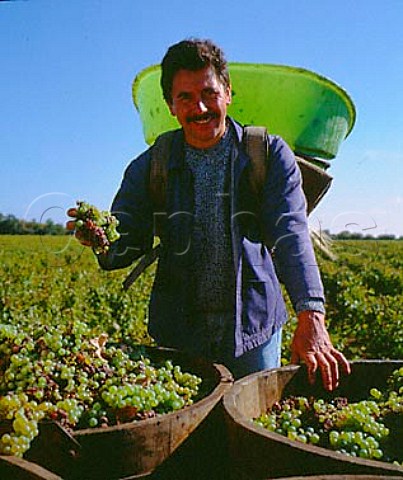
[167,116,245,171]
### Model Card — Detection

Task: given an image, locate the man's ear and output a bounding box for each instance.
[168,102,177,117]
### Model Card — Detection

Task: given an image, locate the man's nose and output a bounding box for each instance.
[194,99,208,113]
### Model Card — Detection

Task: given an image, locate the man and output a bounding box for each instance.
[67,38,350,389]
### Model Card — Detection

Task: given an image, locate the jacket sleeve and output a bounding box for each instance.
[260,135,325,308]
[97,150,154,270]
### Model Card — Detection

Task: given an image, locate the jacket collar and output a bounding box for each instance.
[229,117,252,180]
[230,117,244,144]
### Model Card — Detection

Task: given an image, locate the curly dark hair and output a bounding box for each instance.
[160,38,230,104]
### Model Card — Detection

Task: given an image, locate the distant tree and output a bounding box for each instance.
[332,231,398,241]
[0,214,23,234]
[377,234,396,240]
[0,213,67,235]
[44,219,66,235]
[334,231,364,240]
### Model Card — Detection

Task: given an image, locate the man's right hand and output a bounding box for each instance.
[66,208,93,247]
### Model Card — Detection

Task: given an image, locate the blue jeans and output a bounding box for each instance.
[224,328,282,380]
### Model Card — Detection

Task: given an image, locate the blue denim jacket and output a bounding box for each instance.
[98,118,324,357]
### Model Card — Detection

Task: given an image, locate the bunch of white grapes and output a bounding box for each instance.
[74,201,120,254]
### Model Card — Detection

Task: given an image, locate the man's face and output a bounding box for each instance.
[168,66,231,149]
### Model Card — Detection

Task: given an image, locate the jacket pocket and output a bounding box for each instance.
[242,279,274,335]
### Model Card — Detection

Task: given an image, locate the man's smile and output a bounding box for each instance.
[187,112,218,124]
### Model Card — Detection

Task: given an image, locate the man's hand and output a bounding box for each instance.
[291,310,351,391]
[66,208,93,247]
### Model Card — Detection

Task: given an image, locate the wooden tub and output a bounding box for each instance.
[223,360,403,479]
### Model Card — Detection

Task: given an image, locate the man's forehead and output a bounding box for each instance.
[172,67,222,90]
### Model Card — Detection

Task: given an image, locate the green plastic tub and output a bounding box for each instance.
[132,63,356,159]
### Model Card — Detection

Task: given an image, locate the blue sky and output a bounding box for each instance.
[1,0,402,235]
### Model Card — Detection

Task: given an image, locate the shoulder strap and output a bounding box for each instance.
[122,131,173,290]
[243,125,269,199]
[243,125,333,215]
[149,130,174,215]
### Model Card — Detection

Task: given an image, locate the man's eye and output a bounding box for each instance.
[178,93,192,101]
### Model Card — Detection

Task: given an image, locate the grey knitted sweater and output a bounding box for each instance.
[184,126,235,358]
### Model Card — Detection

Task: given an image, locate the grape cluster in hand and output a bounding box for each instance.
[74,201,120,254]
[254,368,402,467]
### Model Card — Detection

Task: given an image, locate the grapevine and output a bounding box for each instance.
[0,321,202,457]
[74,201,120,254]
[254,367,403,467]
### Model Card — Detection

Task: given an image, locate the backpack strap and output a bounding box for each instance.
[122,131,173,290]
[242,125,333,215]
[149,130,175,235]
[243,126,269,199]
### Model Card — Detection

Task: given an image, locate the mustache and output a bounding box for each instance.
[186,112,218,123]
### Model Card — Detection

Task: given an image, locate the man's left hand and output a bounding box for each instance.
[291,310,351,391]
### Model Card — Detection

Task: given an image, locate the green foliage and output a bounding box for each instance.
[0,235,154,345]
[281,240,402,362]
[0,236,401,366]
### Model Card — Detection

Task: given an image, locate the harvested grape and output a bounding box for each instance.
[0,321,202,457]
[74,201,120,254]
[254,368,403,467]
